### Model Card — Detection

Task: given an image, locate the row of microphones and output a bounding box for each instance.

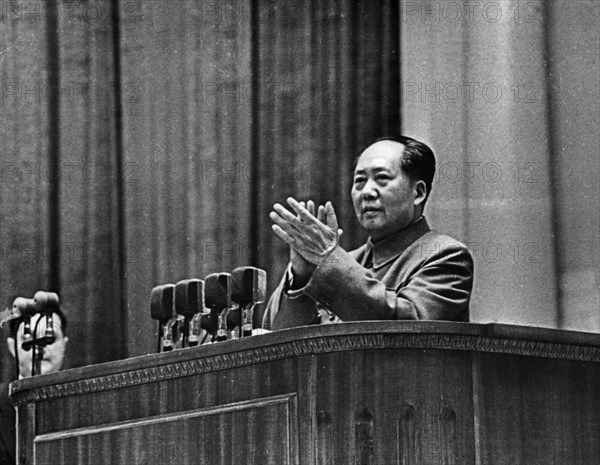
[11,291,60,376]
[13,291,60,350]
[150,266,266,352]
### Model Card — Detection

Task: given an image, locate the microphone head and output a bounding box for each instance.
[232,267,267,305]
[175,279,205,317]
[33,291,60,312]
[150,284,176,321]
[13,297,36,316]
[204,273,232,309]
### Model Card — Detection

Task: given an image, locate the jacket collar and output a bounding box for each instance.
[362,216,431,269]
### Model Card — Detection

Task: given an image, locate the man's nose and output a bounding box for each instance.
[362,179,378,199]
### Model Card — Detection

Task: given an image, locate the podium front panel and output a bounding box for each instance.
[11,322,600,465]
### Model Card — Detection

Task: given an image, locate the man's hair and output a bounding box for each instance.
[7,305,68,339]
[357,135,437,204]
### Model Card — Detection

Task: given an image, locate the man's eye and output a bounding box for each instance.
[376,174,391,182]
[354,178,365,185]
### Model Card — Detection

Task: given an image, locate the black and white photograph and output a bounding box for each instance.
[0,1,598,463]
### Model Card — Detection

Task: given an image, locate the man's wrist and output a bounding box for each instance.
[287,263,315,291]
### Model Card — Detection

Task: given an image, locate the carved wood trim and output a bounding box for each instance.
[11,331,600,406]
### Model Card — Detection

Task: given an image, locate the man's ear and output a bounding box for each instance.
[6,337,15,358]
[414,180,427,207]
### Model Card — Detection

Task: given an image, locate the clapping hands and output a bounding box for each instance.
[270,198,342,282]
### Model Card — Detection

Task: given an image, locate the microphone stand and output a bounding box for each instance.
[215,304,232,342]
[161,319,177,352]
[30,317,43,377]
[189,313,207,347]
[241,302,256,338]
[28,313,56,376]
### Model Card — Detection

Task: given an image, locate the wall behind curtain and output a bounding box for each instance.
[401,0,599,331]
[1,0,399,379]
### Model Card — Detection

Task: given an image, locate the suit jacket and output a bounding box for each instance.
[0,381,15,465]
[263,217,473,330]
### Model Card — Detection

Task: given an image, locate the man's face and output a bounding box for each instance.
[6,313,68,378]
[351,141,424,241]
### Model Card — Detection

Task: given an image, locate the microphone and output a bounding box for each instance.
[33,291,60,346]
[33,291,60,312]
[14,292,61,376]
[175,279,208,347]
[204,273,232,342]
[13,297,36,316]
[150,284,177,352]
[231,267,267,337]
[12,297,36,351]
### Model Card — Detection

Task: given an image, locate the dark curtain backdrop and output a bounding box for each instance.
[1,1,598,383]
[0,0,399,380]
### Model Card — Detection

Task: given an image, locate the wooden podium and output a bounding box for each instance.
[10,322,600,464]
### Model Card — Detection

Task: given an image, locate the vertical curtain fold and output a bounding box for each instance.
[119,0,253,356]
[0,1,52,379]
[56,0,124,367]
[253,0,400,306]
[464,0,558,327]
[544,0,600,331]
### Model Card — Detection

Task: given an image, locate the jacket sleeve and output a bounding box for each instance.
[263,241,473,329]
[303,243,473,321]
[261,265,321,330]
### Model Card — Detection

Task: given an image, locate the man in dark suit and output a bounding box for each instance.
[0,308,68,464]
[263,136,473,329]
